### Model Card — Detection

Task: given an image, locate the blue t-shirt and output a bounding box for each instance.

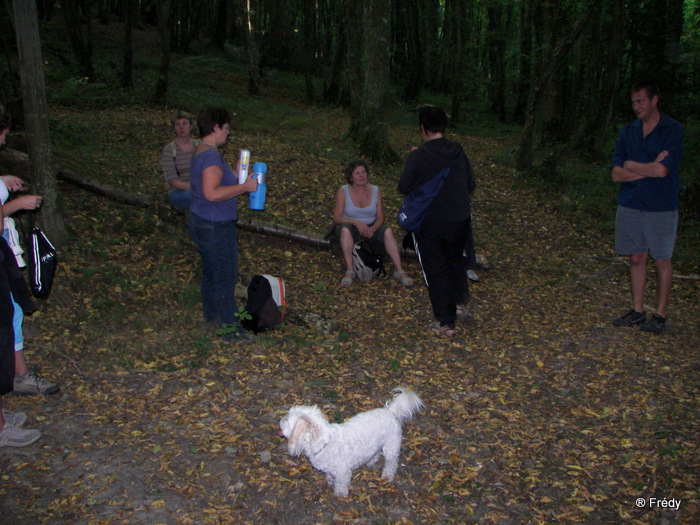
[610,113,684,212]
[189,149,239,221]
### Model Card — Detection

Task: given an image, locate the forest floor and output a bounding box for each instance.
[0,91,699,523]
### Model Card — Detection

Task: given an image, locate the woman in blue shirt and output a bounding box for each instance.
[188,107,258,341]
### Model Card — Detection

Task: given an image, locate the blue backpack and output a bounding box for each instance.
[397,167,450,232]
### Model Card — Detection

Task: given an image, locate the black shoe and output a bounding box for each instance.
[612,309,646,327]
[640,313,666,334]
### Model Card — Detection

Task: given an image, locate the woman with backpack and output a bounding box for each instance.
[330,160,413,288]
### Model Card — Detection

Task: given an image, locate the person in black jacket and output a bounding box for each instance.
[398,106,476,336]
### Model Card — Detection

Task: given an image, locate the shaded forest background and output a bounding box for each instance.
[0,0,698,267]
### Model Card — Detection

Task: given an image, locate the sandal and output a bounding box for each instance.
[341,270,354,287]
[456,304,469,320]
[429,322,456,337]
[393,270,414,287]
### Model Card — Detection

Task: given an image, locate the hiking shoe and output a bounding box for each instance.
[612,309,646,327]
[13,370,60,396]
[466,270,480,282]
[0,424,41,447]
[2,410,27,428]
[641,313,666,334]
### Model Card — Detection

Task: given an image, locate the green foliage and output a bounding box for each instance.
[234,306,252,322]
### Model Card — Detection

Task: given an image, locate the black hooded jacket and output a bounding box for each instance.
[398,137,476,222]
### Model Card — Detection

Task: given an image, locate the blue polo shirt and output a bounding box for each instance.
[610,113,684,212]
[190,149,239,222]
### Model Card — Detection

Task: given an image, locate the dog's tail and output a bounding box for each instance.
[386,387,424,423]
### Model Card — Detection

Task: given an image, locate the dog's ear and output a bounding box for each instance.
[287,415,319,457]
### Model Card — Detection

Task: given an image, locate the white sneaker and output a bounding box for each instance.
[0,424,41,447]
[467,270,480,282]
[2,410,27,427]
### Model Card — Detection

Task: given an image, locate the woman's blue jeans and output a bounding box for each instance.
[168,189,193,210]
[187,213,239,327]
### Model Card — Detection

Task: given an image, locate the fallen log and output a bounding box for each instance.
[58,169,155,207]
[0,147,492,267]
[236,217,330,250]
[0,148,155,207]
[0,147,31,178]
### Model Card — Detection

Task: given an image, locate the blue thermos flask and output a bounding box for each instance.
[249,162,267,210]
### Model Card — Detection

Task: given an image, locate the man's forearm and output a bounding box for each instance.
[623,159,668,178]
[611,166,644,182]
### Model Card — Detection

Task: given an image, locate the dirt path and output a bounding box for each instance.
[1,127,698,524]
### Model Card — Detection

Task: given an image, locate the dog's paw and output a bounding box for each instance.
[333,488,350,498]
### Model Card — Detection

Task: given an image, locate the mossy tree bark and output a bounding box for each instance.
[12,0,67,246]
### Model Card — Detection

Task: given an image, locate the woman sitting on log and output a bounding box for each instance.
[330,160,413,288]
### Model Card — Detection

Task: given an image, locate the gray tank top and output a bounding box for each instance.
[342,184,378,225]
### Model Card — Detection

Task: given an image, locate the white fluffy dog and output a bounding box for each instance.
[279,387,423,497]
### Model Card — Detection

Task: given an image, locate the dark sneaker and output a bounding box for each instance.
[0,424,41,447]
[641,313,666,334]
[612,309,646,327]
[13,370,60,396]
[2,410,27,427]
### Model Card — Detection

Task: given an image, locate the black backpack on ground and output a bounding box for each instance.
[242,274,286,334]
[352,240,385,282]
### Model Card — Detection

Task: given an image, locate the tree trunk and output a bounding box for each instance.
[245,0,261,96]
[517,6,593,171]
[403,0,424,100]
[121,0,134,88]
[324,1,347,104]
[486,3,508,123]
[12,0,66,246]
[346,1,363,133]
[514,0,532,122]
[447,0,468,123]
[662,0,684,107]
[571,0,624,159]
[62,0,94,80]
[422,0,439,88]
[301,0,316,101]
[152,0,170,104]
[212,0,228,51]
[350,0,398,164]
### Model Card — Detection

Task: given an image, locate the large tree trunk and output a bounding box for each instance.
[350,0,398,164]
[12,0,66,245]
